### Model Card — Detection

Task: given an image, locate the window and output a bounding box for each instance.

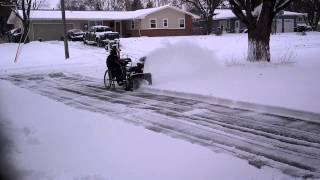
[131,20,135,30]
[163,19,168,28]
[179,18,185,28]
[150,19,157,28]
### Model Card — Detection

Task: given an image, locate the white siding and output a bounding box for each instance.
[140,8,185,29]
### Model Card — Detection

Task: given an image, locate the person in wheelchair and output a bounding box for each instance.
[106,46,125,85]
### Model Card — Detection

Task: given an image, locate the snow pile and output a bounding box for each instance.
[145,41,219,85]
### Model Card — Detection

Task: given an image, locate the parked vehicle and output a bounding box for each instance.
[294,25,312,32]
[83,25,120,47]
[7,28,22,42]
[104,32,120,49]
[105,38,120,52]
[67,29,84,41]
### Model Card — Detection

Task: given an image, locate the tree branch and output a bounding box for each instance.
[229,0,249,26]
[274,0,294,14]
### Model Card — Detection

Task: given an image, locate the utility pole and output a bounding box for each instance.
[61,0,69,59]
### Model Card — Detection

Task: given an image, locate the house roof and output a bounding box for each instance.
[282,11,305,16]
[213,9,236,20]
[213,9,304,20]
[11,5,200,21]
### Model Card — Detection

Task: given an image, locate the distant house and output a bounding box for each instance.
[193,9,306,34]
[7,5,199,41]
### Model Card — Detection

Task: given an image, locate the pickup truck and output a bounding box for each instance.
[83,25,120,47]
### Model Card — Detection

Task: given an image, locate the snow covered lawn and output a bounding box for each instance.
[1,32,320,180]
[123,33,320,114]
[2,32,319,113]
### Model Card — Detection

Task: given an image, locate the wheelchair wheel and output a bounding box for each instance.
[104,70,113,89]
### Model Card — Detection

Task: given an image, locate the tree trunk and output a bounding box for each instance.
[22,21,30,43]
[204,16,213,35]
[312,14,320,31]
[247,28,271,62]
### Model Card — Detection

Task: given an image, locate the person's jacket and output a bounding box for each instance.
[107,51,120,70]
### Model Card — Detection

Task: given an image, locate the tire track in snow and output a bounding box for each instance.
[1,72,320,179]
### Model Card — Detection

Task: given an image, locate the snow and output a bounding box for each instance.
[252,3,262,19]
[126,33,320,114]
[0,81,292,180]
[283,11,305,16]
[145,41,219,84]
[1,33,320,114]
[1,32,320,179]
[213,9,304,20]
[11,5,199,21]
[213,9,237,20]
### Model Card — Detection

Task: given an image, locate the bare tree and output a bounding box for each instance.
[287,0,320,31]
[84,0,106,10]
[131,0,144,10]
[170,0,181,7]
[58,0,106,10]
[146,0,154,8]
[106,0,126,10]
[57,0,86,10]
[229,0,294,62]
[11,0,47,43]
[181,0,223,35]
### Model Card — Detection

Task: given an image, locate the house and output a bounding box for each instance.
[7,5,200,41]
[193,9,306,34]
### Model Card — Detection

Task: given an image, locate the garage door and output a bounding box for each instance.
[32,23,73,41]
[284,19,294,32]
[272,19,282,33]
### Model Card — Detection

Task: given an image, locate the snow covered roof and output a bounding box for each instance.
[283,11,305,16]
[213,9,237,20]
[213,9,304,20]
[13,5,199,21]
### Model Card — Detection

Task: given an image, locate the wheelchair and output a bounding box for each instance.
[104,57,152,91]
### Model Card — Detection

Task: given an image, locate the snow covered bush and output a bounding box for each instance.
[273,49,297,65]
